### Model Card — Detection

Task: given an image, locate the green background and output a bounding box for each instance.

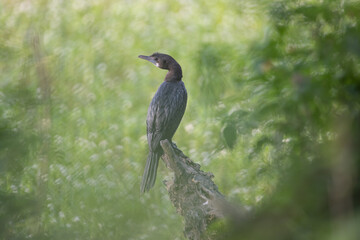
[1,0,359,239]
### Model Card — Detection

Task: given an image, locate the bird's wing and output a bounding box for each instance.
[146,98,163,151]
[146,82,187,152]
[160,86,187,138]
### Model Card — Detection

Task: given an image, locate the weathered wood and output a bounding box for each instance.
[160,140,226,240]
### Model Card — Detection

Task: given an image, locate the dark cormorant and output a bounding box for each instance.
[138,53,187,193]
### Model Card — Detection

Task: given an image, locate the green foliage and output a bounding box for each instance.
[0,0,359,239]
[214,0,360,239]
[0,84,38,238]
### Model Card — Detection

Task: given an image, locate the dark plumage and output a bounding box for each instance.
[138,53,187,193]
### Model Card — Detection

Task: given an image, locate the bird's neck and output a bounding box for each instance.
[165,63,182,82]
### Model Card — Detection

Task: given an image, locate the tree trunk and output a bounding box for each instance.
[160,140,226,240]
[32,30,52,234]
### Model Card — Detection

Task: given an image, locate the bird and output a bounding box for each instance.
[138,53,187,193]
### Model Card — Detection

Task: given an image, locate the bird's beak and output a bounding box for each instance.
[138,55,157,65]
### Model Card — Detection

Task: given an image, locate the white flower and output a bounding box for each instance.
[109,124,119,131]
[99,140,108,148]
[185,123,194,133]
[104,149,113,156]
[282,138,291,143]
[59,211,65,218]
[10,185,18,193]
[90,154,99,162]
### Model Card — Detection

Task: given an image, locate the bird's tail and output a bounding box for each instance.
[140,151,160,193]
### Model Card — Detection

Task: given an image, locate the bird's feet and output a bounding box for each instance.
[171,141,178,149]
[170,141,186,156]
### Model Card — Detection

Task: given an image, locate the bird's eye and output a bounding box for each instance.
[154,57,158,61]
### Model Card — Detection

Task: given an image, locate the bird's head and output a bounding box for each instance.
[139,52,183,81]
[138,52,177,70]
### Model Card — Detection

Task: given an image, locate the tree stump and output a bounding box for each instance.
[160,140,226,240]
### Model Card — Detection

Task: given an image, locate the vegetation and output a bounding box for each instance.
[0,0,359,239]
